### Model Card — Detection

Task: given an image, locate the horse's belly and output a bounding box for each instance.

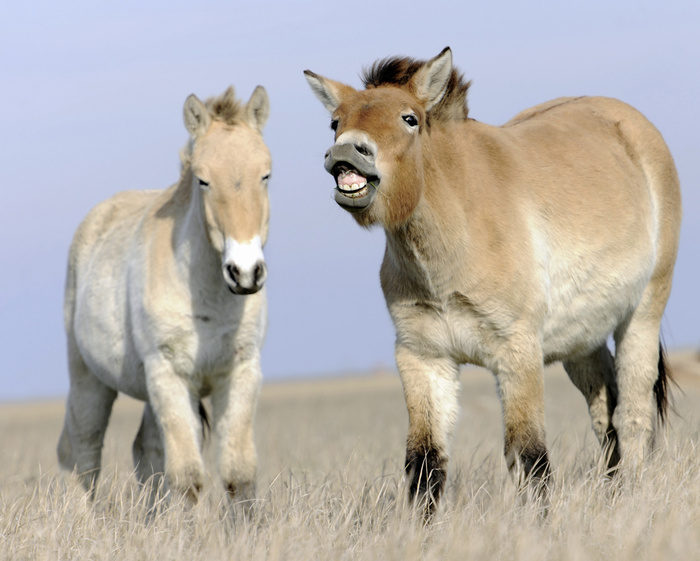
[74,308,239,400]
[391,254,653,368]
[73,293,150,400]
[540,262,651,361]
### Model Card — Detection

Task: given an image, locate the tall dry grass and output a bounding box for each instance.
[3,352,700,560]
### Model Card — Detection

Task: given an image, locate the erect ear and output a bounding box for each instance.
[245,85,270,132]
[409,47,453,112]
[183,94,212,137]
[303,70,355,113]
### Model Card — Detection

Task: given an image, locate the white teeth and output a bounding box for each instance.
[340,185,369,199]
[338,181,367,193]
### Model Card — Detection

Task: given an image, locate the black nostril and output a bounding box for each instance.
[226,264,240,283]
[254,262,267,285]
[356,144,372,157]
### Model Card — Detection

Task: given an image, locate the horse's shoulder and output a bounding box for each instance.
[77,189,159,236]
[67,190,161,275]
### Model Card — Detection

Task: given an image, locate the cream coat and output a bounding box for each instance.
[58,86,271,504]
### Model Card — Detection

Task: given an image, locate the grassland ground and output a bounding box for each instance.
[2,350,700,560]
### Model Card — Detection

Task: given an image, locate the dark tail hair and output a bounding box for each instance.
[654,342,673,424]
[198,401,211,442]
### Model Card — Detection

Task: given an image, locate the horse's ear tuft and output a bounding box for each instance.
[410,47,453,112]
[246,86,270,132]
[222,86,237,108]
[183,94,212,137]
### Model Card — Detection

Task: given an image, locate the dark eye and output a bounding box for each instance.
[198,178,210,188]
[262,173,271,182]
[402,114,418,128]
[330,119,339,132]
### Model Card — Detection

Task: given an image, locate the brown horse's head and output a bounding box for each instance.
[305,47,469,228]
[183,86,271,294]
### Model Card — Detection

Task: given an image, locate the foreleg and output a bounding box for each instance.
[396,344,460,520]
[145,358,205,503]
[211,348,262,504]
[493,346,550,499]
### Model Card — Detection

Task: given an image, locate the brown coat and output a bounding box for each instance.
[306,47,681,517]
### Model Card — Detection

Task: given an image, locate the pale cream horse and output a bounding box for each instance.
[305,48,682,517]
[58,85,271,504]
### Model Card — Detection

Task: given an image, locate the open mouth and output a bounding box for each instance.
[333,165,379,203]
[324,143,381,212]
[336,169,370,198]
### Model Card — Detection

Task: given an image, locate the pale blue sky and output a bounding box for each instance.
[1,0,698,401]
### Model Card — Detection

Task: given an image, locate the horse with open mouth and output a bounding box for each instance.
[59,85,271,505]
[305,48,682,519]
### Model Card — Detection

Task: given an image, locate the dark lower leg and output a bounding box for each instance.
[515,442,551,495]
[405,445,447,519]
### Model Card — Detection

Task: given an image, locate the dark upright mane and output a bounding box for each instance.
[362,56,471,122]
[205,86,244,126]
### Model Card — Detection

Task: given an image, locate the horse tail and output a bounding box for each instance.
[654,342,673,424]
[199,401,211,442]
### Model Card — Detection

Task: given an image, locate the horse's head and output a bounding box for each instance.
[305,48,467,228]
[183,86,271,294]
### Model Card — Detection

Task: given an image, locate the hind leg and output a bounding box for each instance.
[613,316,663,470]
[612,273,671,470]
[563,344,620,469]
[132,402,165,492]
[58,341,117,496]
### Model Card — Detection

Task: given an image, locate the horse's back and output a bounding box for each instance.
[501,96,680,251]
[69,190,161,264]
[506,96,680,198]
[498,96,681,357]
[506,95,676,173]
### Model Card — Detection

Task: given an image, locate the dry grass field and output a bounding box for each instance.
[3,350,700,560]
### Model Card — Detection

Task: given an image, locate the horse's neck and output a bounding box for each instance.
[171,176,222,287]
[384,202,460,299]
[384,126,488,298]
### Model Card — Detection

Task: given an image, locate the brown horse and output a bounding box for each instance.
[305,48,681,517]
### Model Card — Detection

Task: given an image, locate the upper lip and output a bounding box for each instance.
[324,143,379,177]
